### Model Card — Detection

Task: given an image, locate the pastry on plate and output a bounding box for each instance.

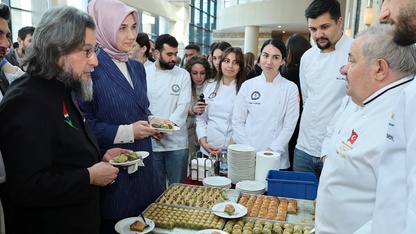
[130,220,145,232]
[224,204,235,215]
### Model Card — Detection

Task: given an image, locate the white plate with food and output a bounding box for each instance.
[114,216,155,234]
[212,202,247,219]
[152,125,180,133]
[109,151,149,166]
[196,229,228,234]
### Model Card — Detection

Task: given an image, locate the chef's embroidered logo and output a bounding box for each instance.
[63,102,78,130]
[347,129,358,144]
[208,92,216,99]
[171,84,180,92]
[251,91,260,100]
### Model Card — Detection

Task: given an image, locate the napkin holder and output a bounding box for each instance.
[190,157,213,181]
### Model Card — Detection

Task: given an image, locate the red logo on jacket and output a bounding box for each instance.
[347,129,358,144]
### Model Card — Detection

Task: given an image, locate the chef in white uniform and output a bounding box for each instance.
[316,24,416,234]
[354,0,416,233]
[232,38,299,169]
[196,47,246,157]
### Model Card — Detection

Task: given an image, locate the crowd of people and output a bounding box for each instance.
[0,0,415,233]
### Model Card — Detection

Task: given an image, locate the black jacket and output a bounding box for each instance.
[0,74,102,234]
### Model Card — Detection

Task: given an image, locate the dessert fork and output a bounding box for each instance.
[140,213,150,228]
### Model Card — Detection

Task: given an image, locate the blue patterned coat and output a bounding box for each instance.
[78,50,163,220]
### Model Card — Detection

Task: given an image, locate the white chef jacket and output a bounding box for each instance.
[353,75,416,234]
[316,76,413,234]
[296,33,353,157]
[195,79,236,156]
[232,73,299,169]
[146,64,191,152]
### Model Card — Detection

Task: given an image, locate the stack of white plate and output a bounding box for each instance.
[236,180,266,195]
[203,176,232,189]
[227,144,256,184]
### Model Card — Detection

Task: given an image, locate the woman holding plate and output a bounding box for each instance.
[79,0,165,233]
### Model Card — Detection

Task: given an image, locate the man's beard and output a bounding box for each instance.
[159,56,175,70]
[60,60,94,101]
[316,38,332,50]
[392,14,416,46]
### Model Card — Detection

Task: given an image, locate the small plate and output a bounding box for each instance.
[114,216,155,234]
[152,126,180,133]
[196,229,228,234]
[212,202,248,219]
[109,151,149,166]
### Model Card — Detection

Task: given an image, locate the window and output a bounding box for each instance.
[190,0,216,54]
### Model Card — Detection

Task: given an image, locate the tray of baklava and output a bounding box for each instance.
[222,217,314,234]
[155,183,240,209]
[237,193,315,226]
[143,202,227,233]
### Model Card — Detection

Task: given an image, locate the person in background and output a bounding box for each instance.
[175,56,181,66]
[280,34,311,170]
[128,32,153,67]
[184,55,211,156]
[244,51,257,79]
[82,0,164,233]
[316,24,416,234]
[146,34,192,190]
[0,4,29,234]
[232,39,299,170]
[5,26,34,70]
[0,5,26,98]
[0,6,124,233]
[253,54,263,77]
[293,0,353,178]
[207,42,217,72]
[148,39,156,62]
[211,41,232,79]
[180,44,200,67]
[196,47,246,157]
[353,0,416,233]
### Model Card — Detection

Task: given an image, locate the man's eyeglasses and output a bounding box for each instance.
[83,46,100,58]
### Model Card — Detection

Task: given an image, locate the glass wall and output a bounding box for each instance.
[190,0,216,55]
[5,0,88,43]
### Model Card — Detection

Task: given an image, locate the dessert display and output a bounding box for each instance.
[222,218,313,234]
[140,184,314,233]
[143,203,225,230]
[112,151,141,163]
[157,184,229,208]
[224,204,235,215]
[129,220,145,232]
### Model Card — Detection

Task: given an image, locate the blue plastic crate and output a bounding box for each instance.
[266,170,319,200]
